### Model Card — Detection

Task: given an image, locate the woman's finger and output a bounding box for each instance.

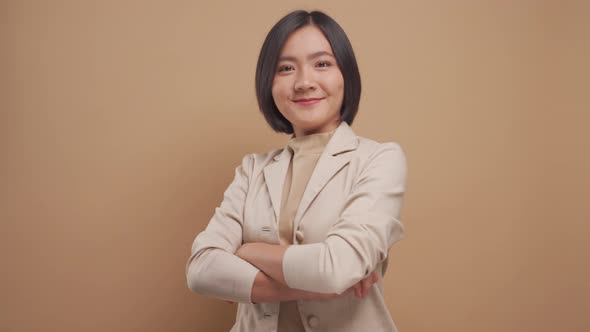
[354,282,362,298]
[361,276,371,297]
[372,272,379,283]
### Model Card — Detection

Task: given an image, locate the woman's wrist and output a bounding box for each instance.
[251,271,343,303]
[237,242,288,285]
[251,271,292,303]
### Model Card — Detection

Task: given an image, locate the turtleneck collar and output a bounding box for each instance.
[287,127,337,155]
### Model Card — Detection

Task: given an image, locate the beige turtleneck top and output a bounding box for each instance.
[277,128,335,332]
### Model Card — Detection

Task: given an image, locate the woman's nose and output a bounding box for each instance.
[294,68,317,91]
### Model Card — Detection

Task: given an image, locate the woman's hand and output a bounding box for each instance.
[347,271,379,298]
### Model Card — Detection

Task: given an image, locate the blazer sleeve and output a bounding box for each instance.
[282,142,407,294]
[185,153,260,303]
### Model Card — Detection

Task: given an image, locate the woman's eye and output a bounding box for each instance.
[316,61,331,68]
[278,65,294,72]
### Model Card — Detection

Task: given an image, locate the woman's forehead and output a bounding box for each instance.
[279,25,334,58]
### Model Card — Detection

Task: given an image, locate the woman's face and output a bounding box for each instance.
[272,25,344,137]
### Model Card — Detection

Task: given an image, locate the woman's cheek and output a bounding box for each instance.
[328,74,344,92]
[271,84,286,105]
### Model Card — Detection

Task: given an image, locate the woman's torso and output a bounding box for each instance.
[233,129,399,332]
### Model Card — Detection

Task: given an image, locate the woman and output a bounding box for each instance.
[186,10,407,332]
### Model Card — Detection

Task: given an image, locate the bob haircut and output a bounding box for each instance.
[255,10,362,134]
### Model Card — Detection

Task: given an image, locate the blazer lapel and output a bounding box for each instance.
[263,147,292,222]
[293,122,359,230]
[262,121,359,228]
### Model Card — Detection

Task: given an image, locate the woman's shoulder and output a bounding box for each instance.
[233,147,283,179]
[353,137,407,189]
[355,136,406,164]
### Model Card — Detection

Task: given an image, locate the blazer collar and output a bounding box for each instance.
[263,121,360,232]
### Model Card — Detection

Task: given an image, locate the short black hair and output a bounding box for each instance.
[255,10,362,134]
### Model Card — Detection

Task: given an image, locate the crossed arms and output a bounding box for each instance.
[185,143,406,303]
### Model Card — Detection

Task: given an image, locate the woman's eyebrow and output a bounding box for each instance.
[278,51,335,62]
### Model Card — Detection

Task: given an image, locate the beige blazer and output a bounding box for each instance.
[186,121,407,332]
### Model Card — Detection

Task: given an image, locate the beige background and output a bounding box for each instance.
[1,1,589,331]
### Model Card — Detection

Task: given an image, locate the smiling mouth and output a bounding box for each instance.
[293,98,324,106]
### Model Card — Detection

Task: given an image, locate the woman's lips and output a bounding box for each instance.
[293,98,324,106]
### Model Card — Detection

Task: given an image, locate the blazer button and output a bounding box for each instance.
[307,315,319,328]
[295,230,304,243]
